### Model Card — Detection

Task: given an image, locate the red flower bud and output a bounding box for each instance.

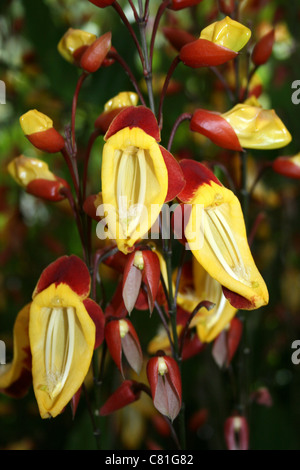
[212,317,243,368]
[272,155,300,179]
[147,355,182,421]
[19,110,65,154]
[224,415,249,450]
[180,38,238,68]
[80,32,112,73]
[105,318,143,376]
[168,0,203,11]
[251,387,273,407]
[88,0,115,7]
[252,30,275,66]
[99,380,141,416]
[218,0,235,14]
[190,109,243,152]
[122,249,161,314]
[162,26,195,52]
[26,177,70,202]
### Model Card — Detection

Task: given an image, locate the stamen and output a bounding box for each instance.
[45,308,60,377]
[205,207,251,286]
[127,149,147,236]
[59,307,75,392]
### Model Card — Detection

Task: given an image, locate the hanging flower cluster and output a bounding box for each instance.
[2,0,295,452]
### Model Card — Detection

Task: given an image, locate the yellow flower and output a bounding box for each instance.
[0,304,32,398]
[200,16,251,52]
[178,160,269,310]
[104,92,139,111]
[221,98,292,149]
[28,255,104,418]
[30,283,95,418]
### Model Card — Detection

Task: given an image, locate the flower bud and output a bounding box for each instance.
[7,155,69,202]
[19,110,65,153]
[94,91,139,134]
[99,380,141,416]
[58,28,97,65]
[252,29,275,66]
[88,0,115,7]
[80,32,112,73]
[105,318,143,376]
[272,153,300,179]
[168,0,203,11]
[224,415,249,450]
[147,355,182,421]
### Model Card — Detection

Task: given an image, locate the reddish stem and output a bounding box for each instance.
[83,129,101,201]
[71,72,89,153]
[149,0,171,70]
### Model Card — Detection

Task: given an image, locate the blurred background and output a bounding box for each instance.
[1,0,300,450]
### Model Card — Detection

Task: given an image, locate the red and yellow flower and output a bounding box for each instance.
[101,106,185,254]
[177,160,269,310]
[180,16,251,68]
[7,155,69,202]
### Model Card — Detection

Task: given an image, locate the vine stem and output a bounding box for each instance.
[149,0,171,69]
[158,55,181,129]
[167,113,192,152]
[137,0,155,114]
[71,72,89,153]
[113,1,145,68]
[107,50,146,106]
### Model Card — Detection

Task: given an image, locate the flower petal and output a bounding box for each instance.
[104,106,161,141]
[159,146,186,202]
[180,38,238,68]
[29,283,95,418]
[33,255,91,300]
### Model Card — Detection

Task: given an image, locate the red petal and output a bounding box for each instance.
[147,357,159,398]
[162,26,196,52]
[181,332,205,360]
[171,202,191,245]
[159,146,186,202]
[26,128,65,153]
[273,156,300,179]
[252,29,275,66]
[70,386,82,419]
[190,109,243,151]
[105,281,127,319]
[80,32,112,73]
[104,320,123,375]
[168,0,203,11]
[26,177,69,202]
[83,298,105,349]
[142,250,161,313]
[100,380,141,416]
[121,320,143,375]
[212,330,227,368]
[178,159,222,203]
[83,194,99,220]
[33,255,91,299]
[104,106,161,141]
[188,409,208,432]
[222,286,256,310]
[164,356,182,407]
[226,317,243,365]
[122,253,143,314]
[180,38,238,68]
[218,0,235,14]
[94,107,129,134]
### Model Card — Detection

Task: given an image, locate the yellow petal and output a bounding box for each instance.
[222,103,292,149]
[20,109,53,135]
[0,304,31,397]
[192,259,237,342]
[200,16,251,52]
[58,28,96,63]
[104,92,139,111]
[29,283,95,418]
[185,182,269,309]
[7,155,56,188]
[101,127,168,254]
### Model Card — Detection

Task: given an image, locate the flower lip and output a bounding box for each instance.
[177,159,222,204]
[33,255,91,300]
[104,106,161,141]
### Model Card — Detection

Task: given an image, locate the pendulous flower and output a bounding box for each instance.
[58,28,112,73]
[29,255,105,418]
[101,106,185,254]
[272,153,300,179]
[19,109,65,154]
[147,354,182,421]
[190,98,292,150]
[94,91,139,134]
[7,155,69,202]
[177,159,269,310]
[180,16,251,68]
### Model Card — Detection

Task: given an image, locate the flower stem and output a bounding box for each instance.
[137,0,156,114]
